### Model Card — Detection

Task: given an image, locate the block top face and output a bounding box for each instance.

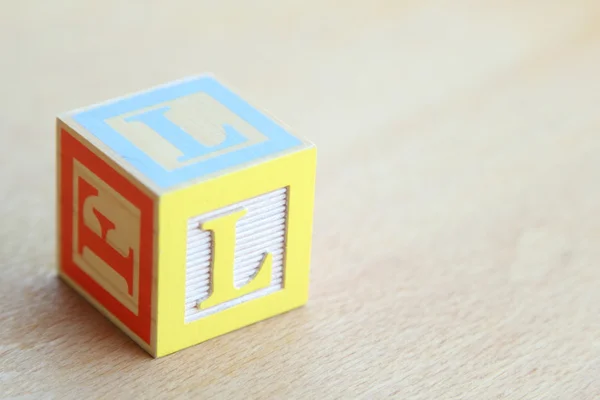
[62,75,311,193]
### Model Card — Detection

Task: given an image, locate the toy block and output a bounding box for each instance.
[56,74,317,357]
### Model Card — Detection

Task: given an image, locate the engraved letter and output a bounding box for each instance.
[77,177,135,295]
[124,106,247,162]
[199,208,272,309]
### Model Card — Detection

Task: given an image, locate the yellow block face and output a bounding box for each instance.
[57,74,316,358]
[157,147,316,357]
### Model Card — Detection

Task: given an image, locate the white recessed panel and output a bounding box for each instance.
[184,188,288,323]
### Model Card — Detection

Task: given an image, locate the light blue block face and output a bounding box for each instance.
[71,76,303,190]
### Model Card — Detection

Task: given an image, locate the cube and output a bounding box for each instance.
[56,74,317,358]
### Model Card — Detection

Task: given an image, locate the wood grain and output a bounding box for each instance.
[1,1,600,398]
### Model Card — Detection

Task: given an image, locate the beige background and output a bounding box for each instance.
[1,1,600,398]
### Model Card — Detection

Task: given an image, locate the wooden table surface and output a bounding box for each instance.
[2,1,599,398]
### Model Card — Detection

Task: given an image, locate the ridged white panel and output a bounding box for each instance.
[184,188,288,323]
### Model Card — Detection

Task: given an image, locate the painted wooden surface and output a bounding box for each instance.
[1,1,600,398]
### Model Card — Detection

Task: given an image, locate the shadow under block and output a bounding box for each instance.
[56,75,317,358]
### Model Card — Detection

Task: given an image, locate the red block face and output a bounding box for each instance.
[58,129,154,345]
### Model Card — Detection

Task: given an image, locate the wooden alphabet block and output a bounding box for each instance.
[56,75,317,357]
